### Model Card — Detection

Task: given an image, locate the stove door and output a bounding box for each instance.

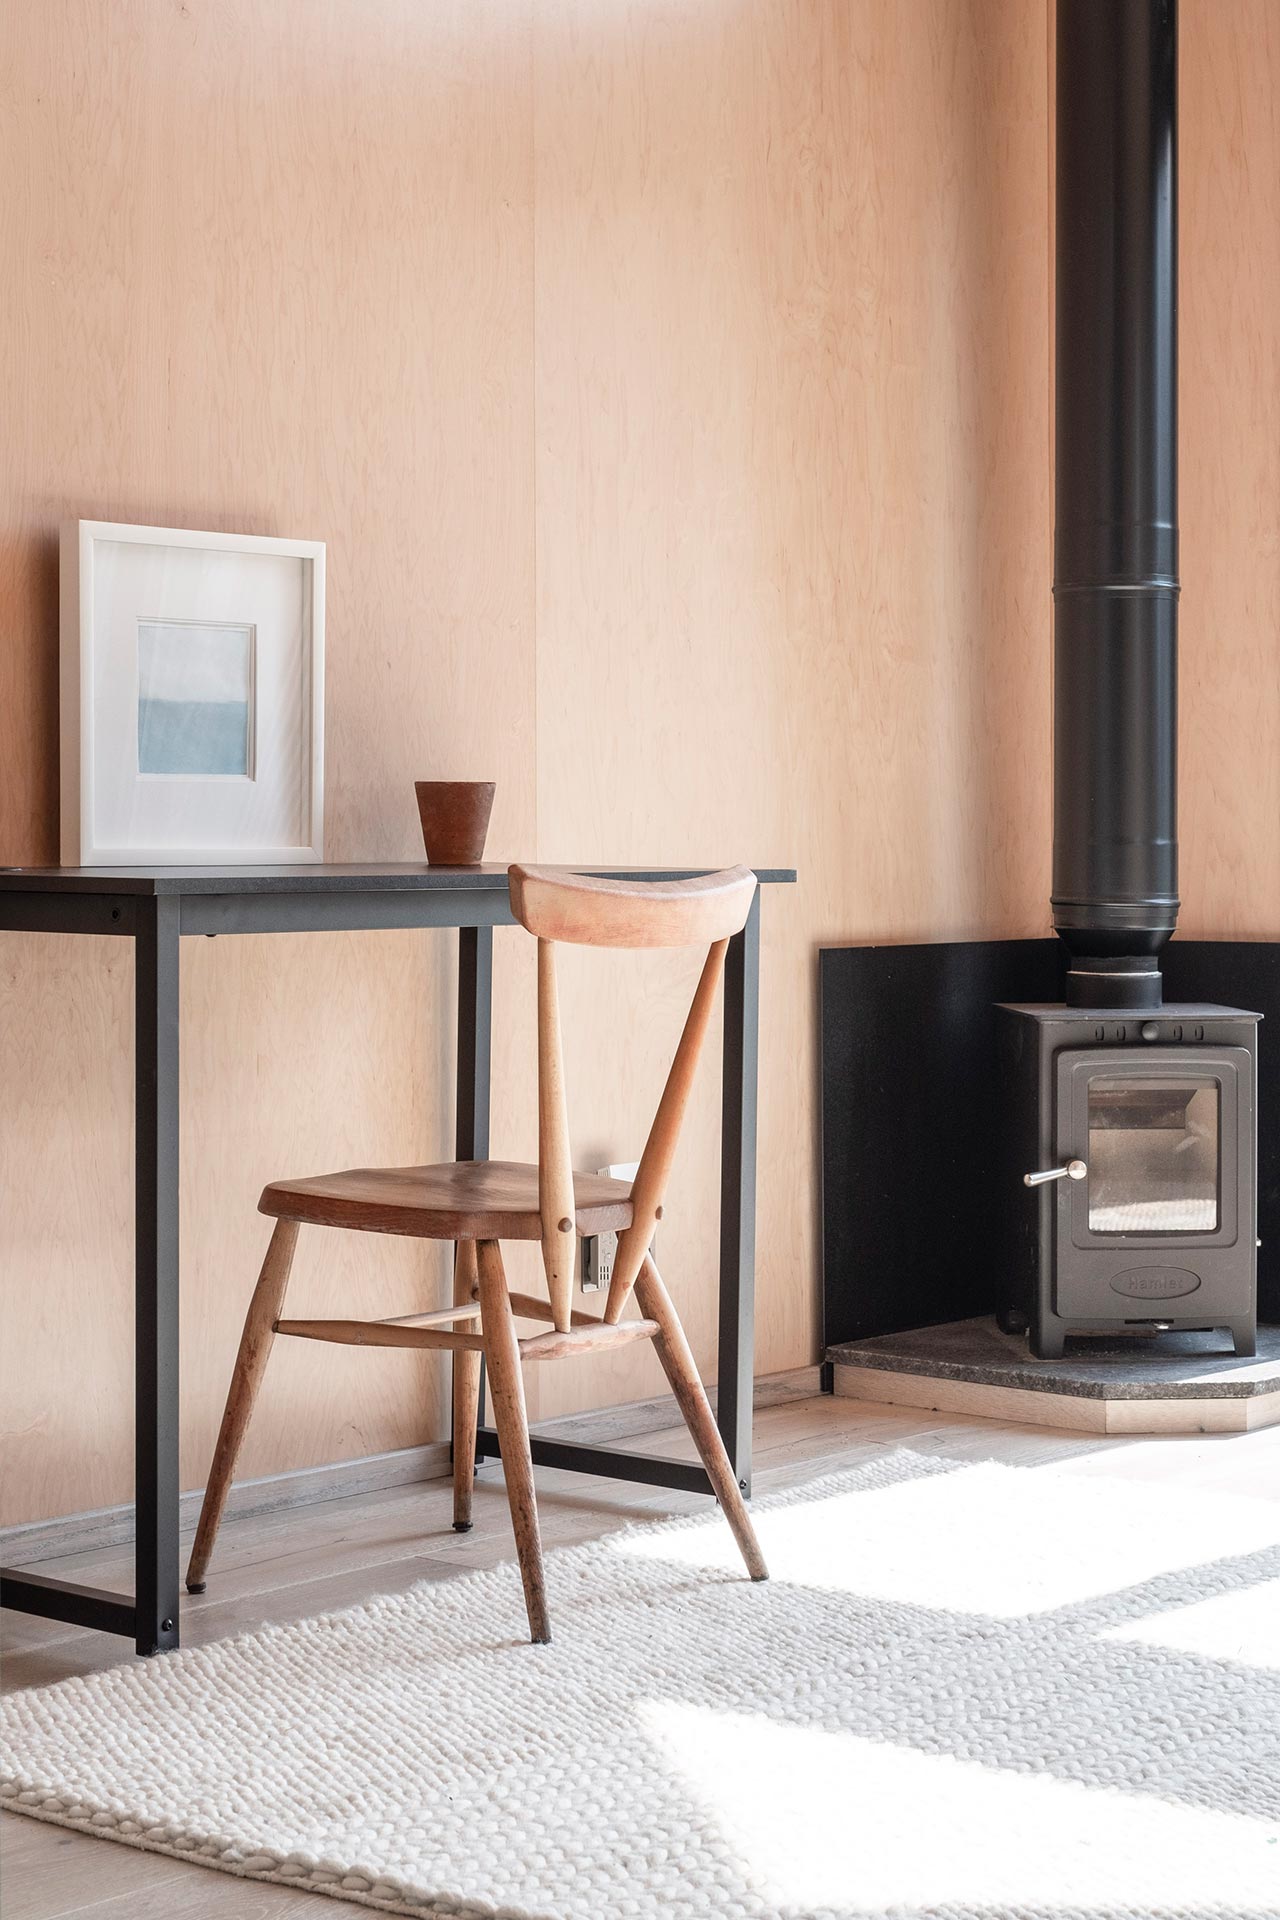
[1053,1047,1248,1314]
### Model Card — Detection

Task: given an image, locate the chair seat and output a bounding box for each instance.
[259,1158,635,1241]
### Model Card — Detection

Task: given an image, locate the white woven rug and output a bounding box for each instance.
[4,1449,1280,1920]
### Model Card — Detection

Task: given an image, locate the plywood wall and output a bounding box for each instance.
[528,0,1051,1419]
[0,0,540,1524]
[9,0,1271,1525]
[1179,0,1280,937]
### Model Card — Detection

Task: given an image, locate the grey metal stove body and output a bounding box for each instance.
[996,1002,1260,1359]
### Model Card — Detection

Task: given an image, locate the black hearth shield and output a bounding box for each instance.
[1053,0,1178,1010]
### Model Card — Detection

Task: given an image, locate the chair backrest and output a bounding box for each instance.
[507,865,758,1331]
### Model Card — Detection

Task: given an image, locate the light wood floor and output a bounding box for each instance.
[4,1391,1279,1919]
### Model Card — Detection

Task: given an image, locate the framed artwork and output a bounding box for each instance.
[60,521,325,865]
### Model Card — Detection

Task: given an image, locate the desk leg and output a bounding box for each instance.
[456,928,492,1162]
[134,896,181,1656]
[718,889,760,1495]
[456,927,493,1439]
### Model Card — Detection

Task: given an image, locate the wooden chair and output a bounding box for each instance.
[187,864,768,1642]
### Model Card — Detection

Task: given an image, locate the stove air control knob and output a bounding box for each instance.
[1023,1159,1088,1188]
[1141,1021,1160,1041]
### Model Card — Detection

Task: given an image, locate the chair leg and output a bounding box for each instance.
[186,1218,300,1594]
[476,1238,550,1643]
[633,1253,768,1582]
[452,1239,481,1530]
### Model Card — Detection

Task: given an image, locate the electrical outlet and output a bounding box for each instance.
[582,1161,641,1292]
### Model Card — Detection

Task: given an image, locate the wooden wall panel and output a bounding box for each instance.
[528,0,1052,1417]
[0,0,536,1525]
[1179,0,1280,939]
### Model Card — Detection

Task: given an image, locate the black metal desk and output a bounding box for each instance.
[0,862,794,1654]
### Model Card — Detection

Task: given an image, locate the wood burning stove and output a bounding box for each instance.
[999,1,1260,1360]
[997,1002,1258,1357]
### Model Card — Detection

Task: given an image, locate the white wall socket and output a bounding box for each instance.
[581,1161,641,1292]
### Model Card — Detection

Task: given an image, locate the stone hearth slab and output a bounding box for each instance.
[827,1318,1280,1434]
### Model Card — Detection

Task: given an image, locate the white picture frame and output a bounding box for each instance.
[60,521,325,866]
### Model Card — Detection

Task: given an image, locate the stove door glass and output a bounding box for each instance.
[1086,1076,1220,1234]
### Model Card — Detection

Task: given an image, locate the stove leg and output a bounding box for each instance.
[1030,1323,1066,1361]
[1229,1321,1256,1359]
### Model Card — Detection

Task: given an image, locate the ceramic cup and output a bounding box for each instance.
[414,781,496,865]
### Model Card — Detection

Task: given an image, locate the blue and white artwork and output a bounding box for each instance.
[137,620,253,777]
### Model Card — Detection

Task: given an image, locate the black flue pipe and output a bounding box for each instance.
[1053,0,1178,1011]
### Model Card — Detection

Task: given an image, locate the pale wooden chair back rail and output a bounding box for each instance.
[507,864,757,950]
[187,864,766,1643]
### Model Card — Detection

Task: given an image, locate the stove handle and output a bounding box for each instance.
[1023,1159,1087,1188]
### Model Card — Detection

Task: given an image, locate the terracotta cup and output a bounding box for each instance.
[414,781,495,865]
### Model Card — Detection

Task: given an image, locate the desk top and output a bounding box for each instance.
[0,862,797,896]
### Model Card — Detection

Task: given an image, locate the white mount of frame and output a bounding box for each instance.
[60,521,325,865]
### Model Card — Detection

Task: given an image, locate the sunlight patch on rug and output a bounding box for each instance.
[615,1458,1280,1616]
[642,1703,1280,1914]
[1099,1576,1280,1674]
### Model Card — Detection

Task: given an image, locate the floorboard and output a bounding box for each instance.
[4,1391,1276,1916]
